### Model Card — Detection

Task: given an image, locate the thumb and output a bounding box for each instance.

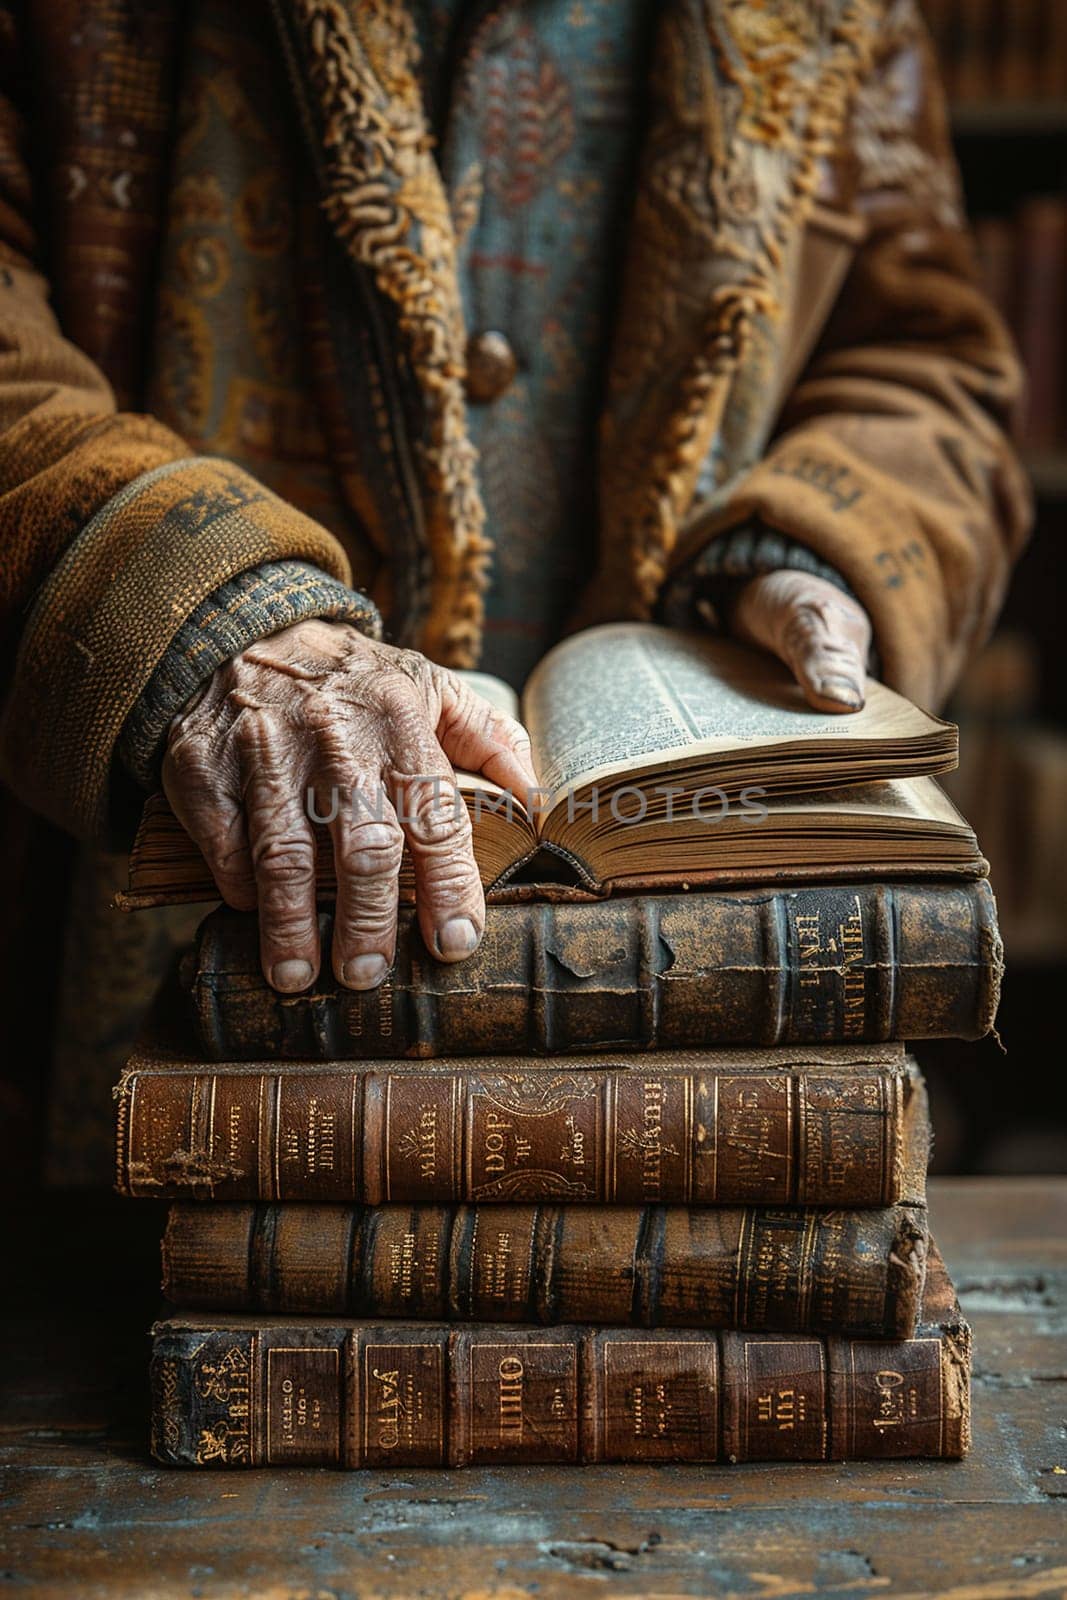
[731,570,872,713]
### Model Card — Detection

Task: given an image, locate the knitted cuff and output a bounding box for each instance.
[660,521,857,633]
[118,559,381,789]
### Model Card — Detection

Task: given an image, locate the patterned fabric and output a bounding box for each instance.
[119,559,379,788]
[417,0,657,686]
[143,0,382,582]
[0,0,1031,821]
[146,0,832,701]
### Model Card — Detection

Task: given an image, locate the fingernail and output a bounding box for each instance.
[818,675,863,709]
[435,917,479,959]
[271,959,314,993]
[342,954,388,990]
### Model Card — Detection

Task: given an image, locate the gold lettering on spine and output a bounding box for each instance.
[361,1343,445,1464]
[226,1100,241,1167]
[738,1211,818,1328]
[370,1366,402,1449]
[419,1106,437,1178]
[156,1358,181,1454]
[196,1342,253,1465]
[615,1079,681,1201]
[377,976,394,1039]
[600,1340,719,1462]
[265,1346,339,1465]
[847,1338,943,1456]
[742,1340,827,1459]
[756,1385,808,1432]
[839,898,866,1036]
[720,1080,792,1201]
[643,1079,663,1198]
[481,1230,513,1301]
[483,1111,510,1175]
[305,1096,336,1176]
[795,913,822,989]
[384,1076,460,1200]
[497,1355,525,1442]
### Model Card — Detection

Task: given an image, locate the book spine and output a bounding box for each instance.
[995,0,1042,98]
[115,1063,906,1206]
[149,1318,969,1467]
[952,0,996,100]
[1016,198,1066,452]
[160,1201,927,1339]
[190,881,1002,1059]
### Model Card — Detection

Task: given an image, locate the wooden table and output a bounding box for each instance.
[3,1178,1066,1599]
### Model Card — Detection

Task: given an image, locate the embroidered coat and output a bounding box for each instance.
[0,0,1031,840]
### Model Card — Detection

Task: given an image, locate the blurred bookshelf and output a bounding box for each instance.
[1023,451,1067,499]
[950,101,1067,136]
[921,0,1067,1176]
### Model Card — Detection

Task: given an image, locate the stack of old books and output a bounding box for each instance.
[114,625,996,1468]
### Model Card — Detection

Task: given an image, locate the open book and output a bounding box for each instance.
[121,623,981,907]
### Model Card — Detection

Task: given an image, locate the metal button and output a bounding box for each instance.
[464,330,517,403]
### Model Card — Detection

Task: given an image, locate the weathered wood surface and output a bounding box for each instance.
[2,1178,1066,1599]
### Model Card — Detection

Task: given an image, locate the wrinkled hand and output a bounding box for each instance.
[730,571,872,713]
[163,619,537,994]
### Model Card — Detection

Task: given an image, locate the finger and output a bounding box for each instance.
[235,708,321,992]
[432,667,539,799]
[163,730,257,912]
[382,682,485,962]
[319,769,405,991]
[733,571,872,714]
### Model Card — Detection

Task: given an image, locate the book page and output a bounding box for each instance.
[780,776,971,827]
[521,623,948,802]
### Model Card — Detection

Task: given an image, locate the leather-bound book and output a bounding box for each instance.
[186,880,1003,1061]
[160,1198,928,1339]
[149,1245,968,1467]
[115,1042,928,1208]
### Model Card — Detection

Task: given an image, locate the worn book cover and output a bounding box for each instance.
[185,880,1003,1059]
[160,1197,929,1339]
[115,1041,928,1208]
[149,1245,968,1467]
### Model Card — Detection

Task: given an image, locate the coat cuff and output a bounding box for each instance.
[0,455,374,838]
[660,519,856,631]
[118,559,381,790]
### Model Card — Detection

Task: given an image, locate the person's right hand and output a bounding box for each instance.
[162,619,537,995]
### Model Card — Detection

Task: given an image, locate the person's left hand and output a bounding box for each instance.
[730,570,872,713]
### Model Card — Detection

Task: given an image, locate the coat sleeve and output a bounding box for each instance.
[0,12,373,839]
[666,0,1032,711]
